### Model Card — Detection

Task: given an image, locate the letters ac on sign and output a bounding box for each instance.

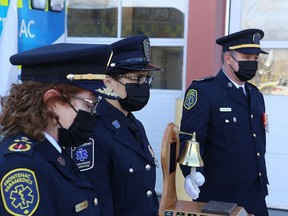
[19,19,35,38]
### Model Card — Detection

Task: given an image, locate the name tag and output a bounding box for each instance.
[219,107,232,112]
[75,200,88,212]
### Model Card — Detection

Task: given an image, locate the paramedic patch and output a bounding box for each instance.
[1,168,39,216]
[71,138,94,171]
[184,89,197,110]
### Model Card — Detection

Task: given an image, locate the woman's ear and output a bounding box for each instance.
[104,75,113,88]
[43,89,61,110]
[103,75,119,97]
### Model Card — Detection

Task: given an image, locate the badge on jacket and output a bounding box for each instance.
[1,168,39,215]
[70,138,94,171]
[8,136,32,152]
[184,89,197,110]
[148,145,159,167]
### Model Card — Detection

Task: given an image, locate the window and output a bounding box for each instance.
[230,0,288,211]
[49,0,65,12]
[31,0,47,10]
[230,0,288,95]
[67,0,187,90]
[31,0,64,12]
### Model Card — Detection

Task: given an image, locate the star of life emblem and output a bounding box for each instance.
[71,138,94,171]
[1,169,39,215]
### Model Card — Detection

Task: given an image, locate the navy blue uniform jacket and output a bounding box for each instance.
[180,70,269,216]
[0,134,100,216]
[69,99,159,216]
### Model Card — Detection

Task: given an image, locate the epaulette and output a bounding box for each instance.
[194,76,215,82]
[3,135,36,157]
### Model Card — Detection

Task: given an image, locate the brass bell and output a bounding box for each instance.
[177,132,204,167]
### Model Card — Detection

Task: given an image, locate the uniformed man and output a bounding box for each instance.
[179,29,269,216]
[68,35,162,216]
[0,43,117,215]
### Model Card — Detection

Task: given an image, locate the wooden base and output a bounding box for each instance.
[163,200,251,216]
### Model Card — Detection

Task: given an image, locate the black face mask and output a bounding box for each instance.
[58,110,97,147]
[229,55,258,81]
[119,83,150,112]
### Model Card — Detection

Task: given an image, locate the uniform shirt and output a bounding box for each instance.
[0,134,100,216]
[68,99,159,216]
[180,70,268,216]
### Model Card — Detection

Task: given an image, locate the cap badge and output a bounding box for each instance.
[253,33,261,44]
[143,39,151,61]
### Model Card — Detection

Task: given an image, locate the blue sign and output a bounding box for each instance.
[0,0,65,52]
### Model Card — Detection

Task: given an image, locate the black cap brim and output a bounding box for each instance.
[118,63,163,72]
[236,48,268,54]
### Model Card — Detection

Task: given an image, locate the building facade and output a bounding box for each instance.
[66,0,288,210]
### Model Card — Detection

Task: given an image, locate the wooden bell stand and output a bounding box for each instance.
[158,122,252,216]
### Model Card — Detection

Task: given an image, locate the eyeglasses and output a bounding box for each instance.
[69,95,101,115]
[117,74,154,84]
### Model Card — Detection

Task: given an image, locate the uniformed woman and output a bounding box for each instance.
[0,43,116,215]
[68,35,162,216]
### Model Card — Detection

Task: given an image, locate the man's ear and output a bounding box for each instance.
[224,52,232,64]
[43,89,61,110]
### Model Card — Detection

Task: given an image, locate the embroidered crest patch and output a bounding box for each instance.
[1,168,39,216]
[184,89,197,110]
[8,137,32,152]
[71,138,94,171]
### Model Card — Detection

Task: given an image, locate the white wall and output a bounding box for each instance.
[264,95,288,209]
[134,90,183,194]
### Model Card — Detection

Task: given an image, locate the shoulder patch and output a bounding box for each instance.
[5,136,35,157]
[184,89,197,110]
[194,76,214,82]
[1,168,40,215]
